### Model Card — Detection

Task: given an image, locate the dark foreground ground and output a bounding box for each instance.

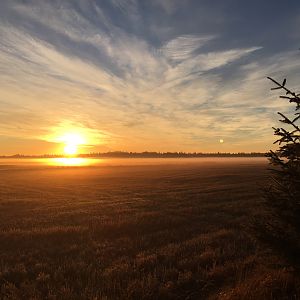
[0,159,299,299]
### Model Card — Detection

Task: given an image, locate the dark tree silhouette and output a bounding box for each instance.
[261,77,300,258]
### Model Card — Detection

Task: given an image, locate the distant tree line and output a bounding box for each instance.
[0,151,266,159]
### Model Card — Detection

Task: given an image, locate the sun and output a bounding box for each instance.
[45,122,105,156]
[60,133,85,156]
[64,143,78,155]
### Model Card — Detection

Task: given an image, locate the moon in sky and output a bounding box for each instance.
[219,139,224,143]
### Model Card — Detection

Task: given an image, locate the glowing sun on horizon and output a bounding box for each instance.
[45,121,105,156]
[64,143,78,155]
[60,133,86,156]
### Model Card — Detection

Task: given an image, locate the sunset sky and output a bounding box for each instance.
[1,0,300,155]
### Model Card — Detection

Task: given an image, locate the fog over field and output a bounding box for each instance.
[1,158,299,299]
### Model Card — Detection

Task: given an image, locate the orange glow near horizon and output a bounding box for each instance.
[59,133,85,156]
[64,144,78,155]
[41,122,108,155]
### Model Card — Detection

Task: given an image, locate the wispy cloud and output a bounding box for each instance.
[0,0,299,154]
[161,35,214,62]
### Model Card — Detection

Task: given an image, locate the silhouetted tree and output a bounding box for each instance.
[261,77,300,258]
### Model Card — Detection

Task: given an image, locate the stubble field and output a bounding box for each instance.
[0,158,299,299]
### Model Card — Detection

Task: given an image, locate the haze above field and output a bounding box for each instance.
[1,0,300,155]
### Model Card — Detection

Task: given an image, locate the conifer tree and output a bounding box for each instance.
[263,77,300,253]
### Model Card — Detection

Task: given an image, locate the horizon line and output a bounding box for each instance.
[0,151,267,158]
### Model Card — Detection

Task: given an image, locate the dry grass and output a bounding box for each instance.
[0,159,299,299]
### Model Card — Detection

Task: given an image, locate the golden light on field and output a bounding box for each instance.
[48,158,91,166]
[219,139,224,143]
